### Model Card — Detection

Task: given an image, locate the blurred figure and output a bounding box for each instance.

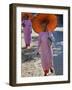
[22,14,32,49]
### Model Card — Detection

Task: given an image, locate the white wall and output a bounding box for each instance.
[0,0,72,90]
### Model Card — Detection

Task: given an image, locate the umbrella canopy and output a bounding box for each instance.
[32,14,57,33]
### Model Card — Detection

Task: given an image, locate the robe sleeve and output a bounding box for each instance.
[28,20,32,33]
[38,35,41,49]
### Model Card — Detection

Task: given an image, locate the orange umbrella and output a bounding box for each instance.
[32,14,57,33]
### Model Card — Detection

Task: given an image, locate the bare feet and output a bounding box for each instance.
[27,46,31,49]
[44,70,49,76]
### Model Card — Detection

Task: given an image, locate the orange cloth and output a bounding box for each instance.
[32,14,57,33]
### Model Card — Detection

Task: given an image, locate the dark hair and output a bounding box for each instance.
[25,15,29,19]
[22,15,29,20]
[41,21,48,32]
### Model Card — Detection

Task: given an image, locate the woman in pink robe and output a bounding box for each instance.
[38,31,54,76]
[22,15,32,48]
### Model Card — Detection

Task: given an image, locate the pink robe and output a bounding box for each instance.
[38,32,54,71]
[22,19,32,45]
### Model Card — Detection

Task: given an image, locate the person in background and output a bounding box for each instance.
[22,15,32,49]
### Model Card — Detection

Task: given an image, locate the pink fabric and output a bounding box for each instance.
[38,32,54,71]
[22,20,32,45]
